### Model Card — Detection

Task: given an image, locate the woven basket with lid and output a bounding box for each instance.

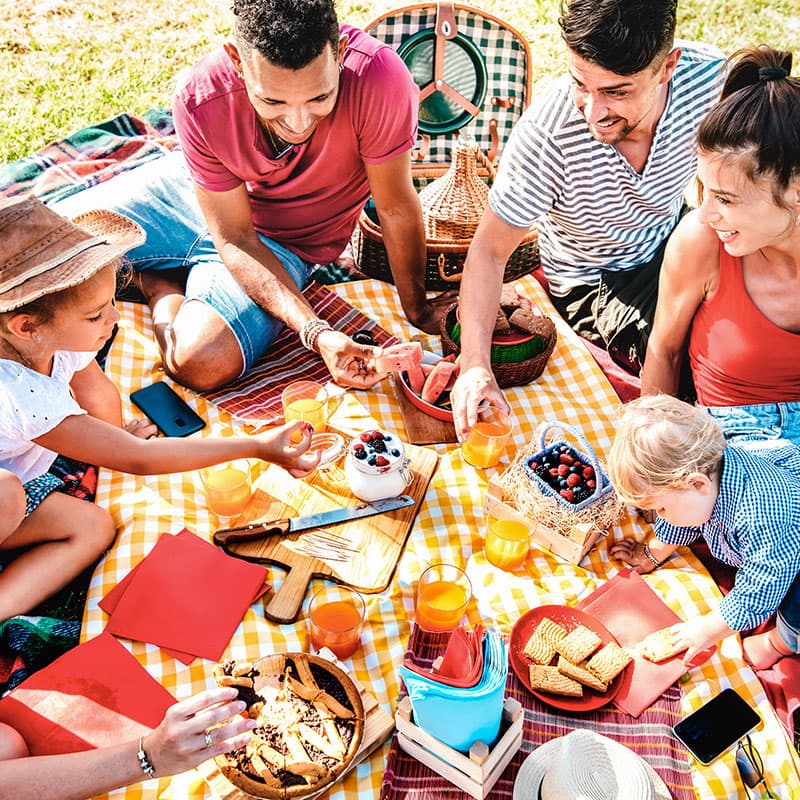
[417,136,492,240]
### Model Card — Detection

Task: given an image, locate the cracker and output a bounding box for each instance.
[533,618,568,647]
[639,628,682,663]
[555,625,602,664]
[523,632,556,665]
[586,641,632,683]
[556,656,608,692]
[528,664,583,697]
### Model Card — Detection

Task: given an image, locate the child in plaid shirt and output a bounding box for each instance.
[608,394,800,670]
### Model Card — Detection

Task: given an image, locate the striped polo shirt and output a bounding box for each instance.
[489,40,726,296]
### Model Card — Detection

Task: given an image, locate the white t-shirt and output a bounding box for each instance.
[0,351,94,483]
[489,40,726,295]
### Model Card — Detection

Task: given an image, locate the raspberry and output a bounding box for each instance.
[557,464,570,477]
[548,467,559,478]
[566,473,581,487]
[558,453,574,465]
[374,455,389,467]
[360,432,373,442]
[370,431,385,441]
[353,443,365,451]
[586,478,596,489]
[560,488,575,502]
[582,466,595,479]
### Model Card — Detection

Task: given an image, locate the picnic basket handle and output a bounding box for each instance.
[536,420,604,497]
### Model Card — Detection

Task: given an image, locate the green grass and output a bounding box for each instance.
[2,0,799,164]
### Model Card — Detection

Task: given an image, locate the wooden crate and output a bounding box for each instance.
[395,696,523,800]
[484,476,604,564]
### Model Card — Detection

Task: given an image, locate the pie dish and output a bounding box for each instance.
[213,652,364,798]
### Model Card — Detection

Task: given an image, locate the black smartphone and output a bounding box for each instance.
[130,382,206,437]
[673,688,761,765]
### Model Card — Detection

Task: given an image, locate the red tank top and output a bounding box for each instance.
[689,245,800,406]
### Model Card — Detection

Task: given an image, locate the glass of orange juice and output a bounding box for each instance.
[201,459,253,522]
[484,512,531,571]
[415,564,472,632]
[308,584,365,659]
[461,404,512,469]
[282,380,328,441]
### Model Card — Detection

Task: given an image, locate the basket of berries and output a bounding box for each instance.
[497,421,622,537]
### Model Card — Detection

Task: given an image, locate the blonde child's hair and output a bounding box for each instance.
[608,394,726,505]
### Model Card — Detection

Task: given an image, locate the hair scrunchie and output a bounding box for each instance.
[758,65,788,81]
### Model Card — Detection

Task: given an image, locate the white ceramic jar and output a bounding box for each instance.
[344,428,412,502]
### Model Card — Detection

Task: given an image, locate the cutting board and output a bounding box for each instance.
[393,378,458,445]
[222,442,438,623]
[578,569,715,717]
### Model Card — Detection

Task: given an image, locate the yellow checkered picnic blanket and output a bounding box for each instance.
[85,275,800,800]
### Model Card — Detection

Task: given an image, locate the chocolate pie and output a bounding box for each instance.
[213,653,364,799]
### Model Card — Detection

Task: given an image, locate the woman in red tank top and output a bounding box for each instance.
[642,45,800,446]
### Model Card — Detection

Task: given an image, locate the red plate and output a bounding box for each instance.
[509,604,630,712]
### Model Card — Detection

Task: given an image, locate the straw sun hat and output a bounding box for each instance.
[0,194,145,313]
[513,730,672,800]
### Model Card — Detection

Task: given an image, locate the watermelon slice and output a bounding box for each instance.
[421,360,458,404]
[406,363,426,394]
[374,341,423,373]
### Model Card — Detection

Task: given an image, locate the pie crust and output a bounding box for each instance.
[213,653,364,799]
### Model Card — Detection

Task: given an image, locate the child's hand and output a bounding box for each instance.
[608,538,659,573]
[672,613,729,666]
[125,418,159,439]
[253,421,322,478]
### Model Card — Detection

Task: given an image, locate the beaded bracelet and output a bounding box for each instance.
[642,541,663,568]
[299,318,333,353]
[137,736,156,779]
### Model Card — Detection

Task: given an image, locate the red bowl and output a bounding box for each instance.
[397,368,454,423]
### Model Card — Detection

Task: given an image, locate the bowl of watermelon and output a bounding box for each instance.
[397,351,458,423]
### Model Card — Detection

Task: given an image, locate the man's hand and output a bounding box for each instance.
[406,288,459,334]
[450,365,508,441]
[316,329,385,389]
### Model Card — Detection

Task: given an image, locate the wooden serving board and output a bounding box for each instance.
[221,442,438,623]
[393,378,458,445]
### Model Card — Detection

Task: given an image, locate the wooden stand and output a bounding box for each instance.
[395,696,523,800]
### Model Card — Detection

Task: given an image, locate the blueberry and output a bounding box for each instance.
[368,455,377,466]
[391,449,400,457]
[385,434,392,441]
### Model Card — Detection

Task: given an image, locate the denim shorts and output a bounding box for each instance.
[51,151,310,370]
[704,402,800,450]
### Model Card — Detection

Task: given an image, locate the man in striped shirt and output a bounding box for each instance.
[451,0,725,438]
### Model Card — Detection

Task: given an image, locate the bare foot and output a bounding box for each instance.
[742,629,794,670]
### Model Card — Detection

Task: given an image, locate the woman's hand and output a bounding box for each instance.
[124,418,159,439]
[253,421,321,478]
[143,687,256,777]
[450,366,508,442]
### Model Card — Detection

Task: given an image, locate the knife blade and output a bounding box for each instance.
[212,494,415,549]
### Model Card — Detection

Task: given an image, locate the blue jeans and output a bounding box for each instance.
[777,571,800,652]
[51,151,309,370]
[705,402,800,450]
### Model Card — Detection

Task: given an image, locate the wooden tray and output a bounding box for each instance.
[198,648,394,799]
[221,442,438,623]
[394,378,457,445]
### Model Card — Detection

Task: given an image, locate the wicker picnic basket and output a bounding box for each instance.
[351,137,539,291]
[439,302,556,388]
[498,422,623,537]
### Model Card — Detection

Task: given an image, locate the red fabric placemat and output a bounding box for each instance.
[202,281,399,422]
[382,625,694,800]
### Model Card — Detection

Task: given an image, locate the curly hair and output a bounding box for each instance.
[698,46,800,201]
[232,0,340,69]
[559,0,677,75]
[608,394,726,506]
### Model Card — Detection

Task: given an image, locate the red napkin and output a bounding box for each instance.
[0,632,175,755]
[579,569,715,717]
[100,529,270,663]
[402,625,485,688]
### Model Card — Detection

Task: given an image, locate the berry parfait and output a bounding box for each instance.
[344,428,412,502]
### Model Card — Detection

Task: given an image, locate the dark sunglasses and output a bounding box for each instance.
[735,736,777,799]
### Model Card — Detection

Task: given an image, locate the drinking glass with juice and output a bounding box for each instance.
[484,514,530,570]
[201,460,252,520]
[461,404,512,469]
[282,380,328,442]
[415,564,472,632]
[308,585,365,659]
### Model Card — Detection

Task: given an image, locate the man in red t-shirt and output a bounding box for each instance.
[60,0,447,392]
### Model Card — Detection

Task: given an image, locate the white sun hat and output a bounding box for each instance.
[513,729,672,800]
